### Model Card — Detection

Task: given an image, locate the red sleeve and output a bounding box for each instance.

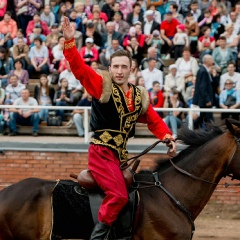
[26,21,34,37]
[63,38,103,99]
[101,12,108,23]
[154,91,164,108]
[138,104,173,140]
[160,21,166,30]
[91,48,99,61]
[123,36,129,47]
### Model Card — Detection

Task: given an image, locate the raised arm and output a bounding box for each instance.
[62,17,103,99]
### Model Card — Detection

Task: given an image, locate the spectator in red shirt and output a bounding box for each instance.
[26,12,51,38]
[160,11,179,54]
[88,4,108,23]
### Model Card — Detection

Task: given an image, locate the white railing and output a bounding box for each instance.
[1,105,240,143]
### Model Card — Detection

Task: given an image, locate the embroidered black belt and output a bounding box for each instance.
[91,130,129,161]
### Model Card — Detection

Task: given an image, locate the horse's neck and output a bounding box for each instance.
[163,132,236,219]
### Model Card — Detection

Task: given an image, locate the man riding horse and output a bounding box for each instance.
[62,17,177,240]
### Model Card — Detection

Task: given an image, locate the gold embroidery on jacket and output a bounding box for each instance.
[64,41,75,49]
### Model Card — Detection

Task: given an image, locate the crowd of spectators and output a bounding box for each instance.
[1,0,240,137]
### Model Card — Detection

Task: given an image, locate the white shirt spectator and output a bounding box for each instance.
[40,12,56,27]
[52,44,64,60]
[191,9,201,22]
[144,21,153,36]
[144,11,161,24]
[141,68,163,90]
[6,83,25,103]
[59,69,83,91]
[14,97,38,114]
[220,71,240,91]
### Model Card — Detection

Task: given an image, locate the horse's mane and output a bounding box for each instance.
[150,124,224,173]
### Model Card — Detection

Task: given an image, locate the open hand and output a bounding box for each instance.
[62,17,75,40]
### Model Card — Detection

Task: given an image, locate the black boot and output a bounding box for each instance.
[90,221,111,240]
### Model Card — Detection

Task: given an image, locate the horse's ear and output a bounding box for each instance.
[225,118,236,135]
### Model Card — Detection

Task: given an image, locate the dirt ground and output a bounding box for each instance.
[193,204,240,240]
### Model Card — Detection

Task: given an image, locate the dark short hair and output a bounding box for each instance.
[201,26,210,34]
[148,57,156,62]
[40,74,48,79]
[14,59,23,67]
[170,3,178,10]
[133,2,141,8]
[228,62,235,67]
[182,46,191,53]
[5,11,12,17]
[33,12,40,17]
[219,36,227,41]
[33,37,43,44]
[110,50,132,67]
[152,81,160,87]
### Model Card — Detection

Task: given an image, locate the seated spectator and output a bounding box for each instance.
[149,81,164,117]
[141,58,163,91]
[126,3,143,26]
[212,36,234,74]
[0,11,17,48]
[91,10,106,35]
[79,38,99,66]
[50,0,60,21]
[26,12,51,39]
[16,0,42,36]
[209,0,218,16]
[221,23,239,62]
[0,86,6,134]
[175,47,199,87]
[142,10,160,38]
[57,3,68,24]
[140,47,165,71]
[90,61,99,72]
[13,29,27,45]
[198,0,211,12]
[136,76,145,87]
[227,11,240,35]
[217,3,228,25]
[0,0,7,21]
[0,47,14,88]
[27,37,49,79]
[190,1,201,22]
[69,22,83,51]
[160,11,179,54]
[185,12,200,55]
[5,74,25,104]
[54,78,73,121]
[65,0,74,16]
[52,36,65,70]
[119,0,134,21]
[29,25,47,47]
[146,30,164,58]
[46,23,61,49]
[89,4,108,23]
[169,3,183,23]
[69,9,84,33]
[59,61,83,105]
[210,14,225,41]
[112,11,130,40]
[9,59,29,86]
[8,88,40,136]
[123,26,138,48]
[198,26,215,62]
[198,9,213,28]
[184,73,196,103]
[82,21,102,51]
[73,93,92,137]
[164,64,185,95]
[126,36,144,65]
[145,5,161,24]
[74,2,88,25]
[166,24,189,60]
[163,88,184,139]
[134,22,145,48]
[220,0,231,15]
[102,21,122,50]
[99,38,123,67]
[110,2,123,20]
[219,79,240,120]
[130,59,141,78]
[219,62,240,91]
[34,74,55,122]
[40,4,55,28]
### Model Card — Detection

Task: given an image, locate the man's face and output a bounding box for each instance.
[4,14,11,22]
[134,6,141,14]
[148,50,157,58]
[113,14,121,22]
[44,5,51,14]
[107,24,115,33]
[219,39,226,48]
[225,81,234,90]
[153,83,160,93]
[10,76,18,86]
[112,40,119,50]
[109,56,131,86]
[191,3,198,11]
[148,59,156,68]
[236,4,240,13]
[230,12,237,22]
[228,64,235,73]
[166,14,173,21]
[21,90,30,100]
[93,12,100,20]
[146,15,154,22]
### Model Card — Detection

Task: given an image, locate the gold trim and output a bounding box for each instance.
[99,131,113,143]
[64,41,76,49]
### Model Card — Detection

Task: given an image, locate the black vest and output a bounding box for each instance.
[90,83,143,161]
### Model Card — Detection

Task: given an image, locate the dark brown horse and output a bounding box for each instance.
[1,119,240,240]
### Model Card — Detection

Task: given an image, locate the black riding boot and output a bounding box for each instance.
[90,221,111,240]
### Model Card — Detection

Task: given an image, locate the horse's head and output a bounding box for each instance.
[225,118,240,180]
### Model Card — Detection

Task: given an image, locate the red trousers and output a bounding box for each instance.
[88,144,128,226]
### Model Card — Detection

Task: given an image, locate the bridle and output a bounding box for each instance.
[124,133,240,240]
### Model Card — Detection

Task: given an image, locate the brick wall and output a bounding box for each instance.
[0,150,239,204]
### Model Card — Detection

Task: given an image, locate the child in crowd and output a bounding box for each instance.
[29,25,46,47]
[166,24,189,60]
[146,30,164,58]
[198,10,213,28]
[13,29,27,45]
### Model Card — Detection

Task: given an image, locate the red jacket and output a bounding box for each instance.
[26,20,51,37]
[79,46,99,63]
[149,90,164,108]
[63,38,172,140]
